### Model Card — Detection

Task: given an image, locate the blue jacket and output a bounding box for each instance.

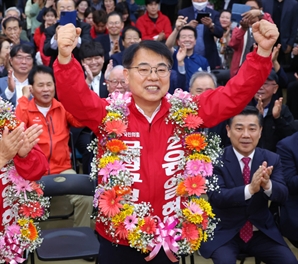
[178,6,223,69]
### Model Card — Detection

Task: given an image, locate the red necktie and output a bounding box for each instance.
[240,157,253,243]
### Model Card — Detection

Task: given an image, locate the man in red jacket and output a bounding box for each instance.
[136,0,172,41]
[54,19,278,263]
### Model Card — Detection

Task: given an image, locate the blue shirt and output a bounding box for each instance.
[172,49,210,89]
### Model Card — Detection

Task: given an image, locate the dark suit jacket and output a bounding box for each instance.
[276,132,298,241]
[262,0,298,51]
[91,72,108,99]
[111,51,123,66]
[43,20,92,67]
[178,7,223,69]
[200,146,288,258]
[94,34,124,72]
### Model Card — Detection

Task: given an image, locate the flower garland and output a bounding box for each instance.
[0,99,50,264]
[89,89,222,262]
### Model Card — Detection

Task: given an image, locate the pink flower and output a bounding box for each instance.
[7,224,21,235]
[99,167,111,183]
[13,177,33,198]
[8,168,23,184]
[188,202,203,215]
[186,160,204,176]
[183,114,203,129]
[124,213,138,231]
[173,88,192,100]
[107,91,132,104]
[186,160,213,177]
[106,160,125,175]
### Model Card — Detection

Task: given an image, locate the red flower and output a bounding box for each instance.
[201,212,208,230]
[115,222,128,240]
[30,182,44,197]
[19,201,44,218]
[184,176,206,196]
[183,114,203,129]
[105,120,127,136]
[181,222,199,242]
[140,217,156,234]
[98,189,123,217]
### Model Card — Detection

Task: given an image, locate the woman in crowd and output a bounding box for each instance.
[216,9,233,69]
[34,7,57,65]
[115,1,135,28]
[76,0,90,21]
[84,6,95,26]
[102,0,116,14]
[0,36,12,78]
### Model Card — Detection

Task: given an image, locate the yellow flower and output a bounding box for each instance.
[102,113,122,123]
[18,218,29,227]
[99,156,120,168]
[188,153,211,163]
[196,198,215,218]
[182,208,203,224]
[138,218,145,227]
[172,108,196,121]
[202,231,208,242]
[127,228,141,246]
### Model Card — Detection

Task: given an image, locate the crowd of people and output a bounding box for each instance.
[0,0,298,263]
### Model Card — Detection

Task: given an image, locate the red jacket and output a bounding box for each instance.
[0,145,48,231]
[229,15,273,77]
[136,11,172,40]
[16,97,83,174]
[53,50,272,244]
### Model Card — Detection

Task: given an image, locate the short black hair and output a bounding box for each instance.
[107,11,122,22]
[122,26,142,41]
[84,6,95,19]
[76,0,90,8]
[177,26,197,40]
[245,0,263,8]
[28,65,55,85]
[93,9,107,24]
[227,106,263,127]
[79,41,105,59]
[122,40,173,68]
[10,43,35,59]
[145,0,160,5]
[2,16,21,29]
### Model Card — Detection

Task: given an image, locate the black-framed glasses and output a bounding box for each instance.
[127,64,171,78]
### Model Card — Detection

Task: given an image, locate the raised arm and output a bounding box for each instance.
[198,20,279,128]
[53,24,108,135]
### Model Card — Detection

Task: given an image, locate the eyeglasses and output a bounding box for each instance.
[107,79,127,86]
[107,21,121,26]
[262,82,277,88]
[128,64,171,78]
[14,55,33,62]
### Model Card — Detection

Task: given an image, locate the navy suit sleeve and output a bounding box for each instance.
[276,136,298,195]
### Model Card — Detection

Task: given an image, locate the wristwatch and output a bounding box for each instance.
[209,23,215,29]
[259,10,265,18]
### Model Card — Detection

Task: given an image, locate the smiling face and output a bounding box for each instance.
[123,48,170,111]
[227,114,262,156]
[106,14,123,36]
[219,11,231,29]
[177,28,196,50]
[43,11,57,27]
[254,79,278,107]
[189,75,215,95]
[122,29,141,49]
[77,0,88,14]
[81,55,104,76]
[31,72,55,107]
[10,50,33,76]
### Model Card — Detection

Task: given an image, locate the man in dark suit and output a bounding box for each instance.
[200,106,298,264]
[95,11,124,73]
[276,132,298,248]
[177,0,224,69]
[43,0,92,67]
[262,0,298,66]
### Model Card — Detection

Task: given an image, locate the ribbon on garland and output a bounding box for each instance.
[145,216,182,262]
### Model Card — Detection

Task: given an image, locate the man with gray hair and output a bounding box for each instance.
[189,71,217,95]
[105,65,129,94]
[189,70,229,147]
